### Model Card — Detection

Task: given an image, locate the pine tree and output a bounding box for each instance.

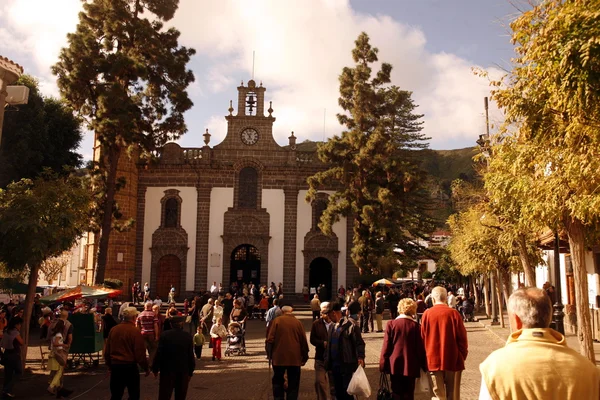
[52,0,195,284]
[307,32,432,274]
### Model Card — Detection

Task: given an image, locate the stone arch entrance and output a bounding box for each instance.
[230,244,261,286]
[156,255,181,299]
[309,257,332,300]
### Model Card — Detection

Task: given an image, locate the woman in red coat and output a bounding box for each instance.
[379,298,427,400]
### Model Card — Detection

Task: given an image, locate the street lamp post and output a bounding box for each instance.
[490,271,499,325]
[552,231,565,334]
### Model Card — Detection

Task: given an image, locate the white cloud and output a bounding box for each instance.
[0,0,81,90]
[173,0,503,148]
[0,0,506,151]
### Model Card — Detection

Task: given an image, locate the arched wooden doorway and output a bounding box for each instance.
[230,244,261,286]
[156,255,181,299]
[309,257,332,300]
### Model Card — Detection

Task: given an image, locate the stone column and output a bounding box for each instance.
[0,56,24,146]
[134,185,148,285]
[283,188,298,294]
[195,186,212,292]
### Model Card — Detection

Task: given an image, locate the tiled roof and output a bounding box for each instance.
[0,55,24,75]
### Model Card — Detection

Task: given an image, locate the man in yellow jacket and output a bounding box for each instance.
[479,287,600,400]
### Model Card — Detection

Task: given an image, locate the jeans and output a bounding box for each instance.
[272,365,301,400]
[143,335,157,364]
[2,351,22,395]
[110,364,140,400]
[194,345,203,359]
[331,364,354,400]
[158,372,191,400]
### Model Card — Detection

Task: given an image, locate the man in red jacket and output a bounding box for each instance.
[421,286,468,400]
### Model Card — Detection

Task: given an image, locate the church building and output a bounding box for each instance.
[85,80,357,298]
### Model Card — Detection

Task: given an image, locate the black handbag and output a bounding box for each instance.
[377,372,393,400]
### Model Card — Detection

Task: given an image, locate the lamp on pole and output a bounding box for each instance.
[552,231,565,334]
[477,97,500,325]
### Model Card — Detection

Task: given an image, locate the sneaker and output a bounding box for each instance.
[3,393,15,399]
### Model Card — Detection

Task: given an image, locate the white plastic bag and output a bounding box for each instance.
[347,365,372,398]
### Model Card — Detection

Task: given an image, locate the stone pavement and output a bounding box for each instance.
[13,309,506,400]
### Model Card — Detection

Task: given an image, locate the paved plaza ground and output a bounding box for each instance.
[6,306,524,400]
[14,307,600,400]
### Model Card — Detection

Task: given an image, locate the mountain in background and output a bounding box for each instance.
[292,140,478,228]
[419,147,479,227]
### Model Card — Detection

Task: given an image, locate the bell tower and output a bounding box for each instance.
[236,79,267,117]
[219,80,278,150]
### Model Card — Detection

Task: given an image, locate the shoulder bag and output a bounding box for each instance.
[377,372,393,400]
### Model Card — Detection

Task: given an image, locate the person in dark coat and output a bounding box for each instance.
[379,298,427,400]
[266,305,309,400]
[387,289,399,319]
[310,302,335,400]
[325,301,365,400]
[152,316,195,400]
[102,307,118,342]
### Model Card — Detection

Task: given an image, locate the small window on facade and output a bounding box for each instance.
[238,167,258,209]
[164,198,179,228]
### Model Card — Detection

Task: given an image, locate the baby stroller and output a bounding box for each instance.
[461,299,475,322]
[225,322,246,356]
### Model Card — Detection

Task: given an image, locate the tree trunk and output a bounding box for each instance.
[483,274,491,318]
[95,145,121,284]
[565,216,596,362]
[495,269,505,328]
[500,268,511,306]
[471,275,480,312]
[516,234,537,287]
[21,263,40,370]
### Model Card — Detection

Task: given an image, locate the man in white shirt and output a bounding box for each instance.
[153,296,163,308]
[210,282,218,297]
[447,291,457,308]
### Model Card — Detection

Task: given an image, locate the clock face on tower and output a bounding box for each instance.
[240,128,259,145]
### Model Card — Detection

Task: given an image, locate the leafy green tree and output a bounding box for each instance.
[486,0,600,361]
[52,0,195,284]
[307,32,433,274]
[0,172,91,367]
[452,177,543,286]
[0,75,82,188]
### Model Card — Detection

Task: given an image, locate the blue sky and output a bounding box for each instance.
[0,0,522,158]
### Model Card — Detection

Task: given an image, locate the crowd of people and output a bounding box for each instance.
[2,278,600,400]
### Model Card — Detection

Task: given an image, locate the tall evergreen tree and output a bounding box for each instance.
[0,75,82,188]
[307,32,432,274]
[52,0,195,284]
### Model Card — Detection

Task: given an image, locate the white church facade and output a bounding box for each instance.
[88,80,358,299]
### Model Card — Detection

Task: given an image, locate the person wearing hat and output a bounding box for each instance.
[266,305,309,400]
[105,307,150,400]
[325,301,365,400]
[310,301,335,400]
[152,315,195,400]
